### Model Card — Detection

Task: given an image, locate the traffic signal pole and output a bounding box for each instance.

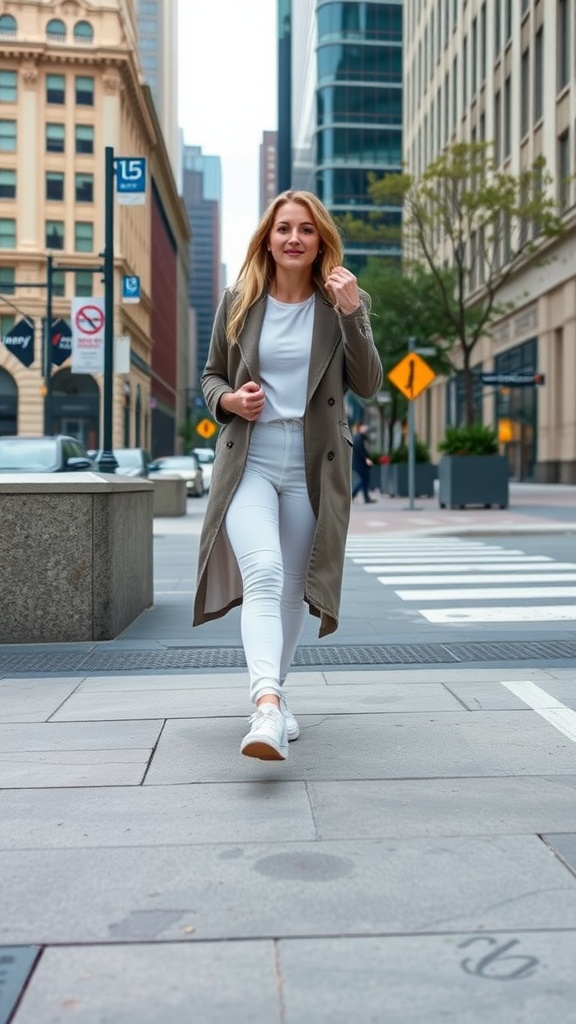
[97,146,118,473]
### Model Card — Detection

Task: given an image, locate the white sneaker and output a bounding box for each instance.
[241,704,288,760]
[280,692,300,741]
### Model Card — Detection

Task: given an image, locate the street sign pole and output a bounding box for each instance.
[404,337,421,512]
[97,146,118,473]
[43,254,53,435]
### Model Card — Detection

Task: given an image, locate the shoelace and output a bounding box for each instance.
[247,705,280,726]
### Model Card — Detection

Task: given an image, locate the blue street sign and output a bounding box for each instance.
[122,276,141,304]
[116,157,146,205]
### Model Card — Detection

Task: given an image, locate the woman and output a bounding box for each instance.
[193,190,382,761]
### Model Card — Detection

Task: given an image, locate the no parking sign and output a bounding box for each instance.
[71,297,105,373]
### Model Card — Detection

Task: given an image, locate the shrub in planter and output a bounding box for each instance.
[387,439,435,497]
[437,423,508,509]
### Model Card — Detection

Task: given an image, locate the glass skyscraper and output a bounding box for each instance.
[283,0,403,267]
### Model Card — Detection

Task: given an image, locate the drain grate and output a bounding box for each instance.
[0,947,40,1024]
[1,640,576,674]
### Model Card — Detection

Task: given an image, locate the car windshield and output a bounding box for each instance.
[155,457,197,469]
[115,449,143,468]
[0,438,58,471]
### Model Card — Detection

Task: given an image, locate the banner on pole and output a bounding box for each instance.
[71,297,105,373]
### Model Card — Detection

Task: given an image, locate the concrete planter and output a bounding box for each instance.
[0,473,154,643]
[438,454,509,509]
[387,463,435,498]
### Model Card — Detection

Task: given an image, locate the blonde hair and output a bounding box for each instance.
[227,190,344,344]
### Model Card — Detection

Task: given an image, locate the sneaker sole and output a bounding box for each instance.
[286,725,300,741]
[241,739,287,760]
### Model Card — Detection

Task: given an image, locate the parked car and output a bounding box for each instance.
[148,454,204,496]
[0,435,95,473]
[192,447,215,490]
[113,448,151,477]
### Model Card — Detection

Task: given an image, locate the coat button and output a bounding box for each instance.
[226,441,233,448]
[327,451,334,461]
[328,397,335,406]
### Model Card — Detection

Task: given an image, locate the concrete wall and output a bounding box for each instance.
[0,474,153,643]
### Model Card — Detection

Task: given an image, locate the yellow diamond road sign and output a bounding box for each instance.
[388,352,436,401]
[196,418,217,439]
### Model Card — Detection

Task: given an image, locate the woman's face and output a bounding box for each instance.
[268,201,321,274]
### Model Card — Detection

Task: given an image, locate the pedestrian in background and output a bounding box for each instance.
[352,423,377,503]
[193,190,382,761]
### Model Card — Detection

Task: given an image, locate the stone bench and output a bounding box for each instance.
[0,473,154,643]
[151,475,187,517]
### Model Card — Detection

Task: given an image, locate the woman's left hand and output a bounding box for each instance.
[325,267,360,315]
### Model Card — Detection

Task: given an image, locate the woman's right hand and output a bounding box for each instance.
[220,381,265,421]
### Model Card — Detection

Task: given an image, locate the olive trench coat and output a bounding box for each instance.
[193,285,383,638]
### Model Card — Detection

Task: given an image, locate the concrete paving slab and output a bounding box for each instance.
[278,932,576,1024]
[543,833,576,874]
[0,781,316,850]
[308,776,576,838]
[321,667,569,684]
[448,679,576,711]
[75,671,324,692]
[0,749,151,788]
[1,835,576,945]
[143,712,576,786]
[12,942,281,1024]
[0,720,163,752]
[0,678,83,723]
[50,683,464,721]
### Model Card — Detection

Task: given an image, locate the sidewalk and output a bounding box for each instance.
[1,484,576,1022]
[348,480,576,534]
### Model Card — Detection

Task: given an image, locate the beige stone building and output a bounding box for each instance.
[0,0,188,453]
[404,0,576,482]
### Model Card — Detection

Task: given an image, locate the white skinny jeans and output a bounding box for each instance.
[224,419,317,704]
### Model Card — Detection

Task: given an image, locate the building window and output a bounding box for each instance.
[558,0,570,91]
[505,0,512,40]
[0,70,17,102]
[46,172,64,201]
[503,75,511,158]
[0,15,17,35]
[52,270,65,297]
[46,123,65,153]
[480,2,486,83]
[75,125,94,154]
[139,19,157,33]
[75,173,93,202]
[521,49,530,137]
[46,18,66,40]
[74,222,93,252]
[74,270,93,297]
[0,267,15,294]
[558,131,570,210]
[140,1,158,12]
[74,20,94,42]
[46,74,65,104]
[0,169,16,199]
[495,0,501,55]
[0,119,16,151]
[494,89,502,164]
[75,76,94,106]
[0,219,16,248]
[534,28,543,122]
[45,220,64,250]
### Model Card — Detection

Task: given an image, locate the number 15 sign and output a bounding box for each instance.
[116,157,146,205]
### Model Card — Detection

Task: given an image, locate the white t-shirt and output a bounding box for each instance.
[258,294,315,423]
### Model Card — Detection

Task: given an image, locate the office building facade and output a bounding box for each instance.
[0,0,188,454]
[182,146,222,384]
[136,0,180,190]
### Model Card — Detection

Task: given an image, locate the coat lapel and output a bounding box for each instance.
[307,293,339,402]
[237,295,266,383]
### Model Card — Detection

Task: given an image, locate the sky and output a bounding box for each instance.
[177,0,278,284]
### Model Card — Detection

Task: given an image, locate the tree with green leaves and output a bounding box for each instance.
[356,259,455,449]
[352,142,564,426]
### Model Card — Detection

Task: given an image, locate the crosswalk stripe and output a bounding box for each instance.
[421,606,576,623]
[501,682,576,744]
[361,558,556,569]
[376,573,576,585]
[396,585,576,601]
